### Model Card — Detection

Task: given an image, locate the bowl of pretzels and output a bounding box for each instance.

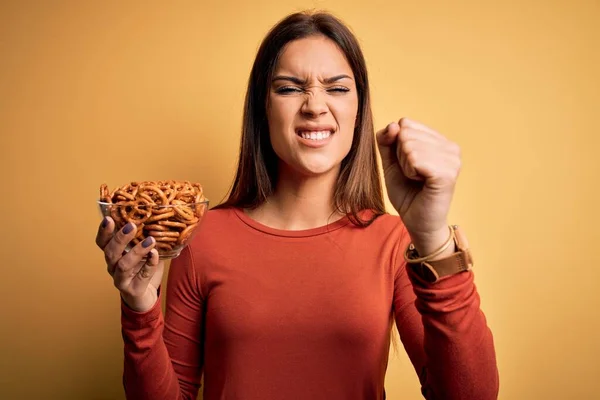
[98,180,209,260]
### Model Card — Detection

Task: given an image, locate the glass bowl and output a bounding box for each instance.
[98,199,209,259]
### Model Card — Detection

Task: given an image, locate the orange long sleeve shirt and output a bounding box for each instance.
[120,207,499,399]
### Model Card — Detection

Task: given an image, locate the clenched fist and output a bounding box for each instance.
[377,118,462,256]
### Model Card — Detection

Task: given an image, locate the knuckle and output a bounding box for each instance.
[399,138,413,154]
[104,247,118,265]
[113,279,127,292]
[115,258,129,273]
[113,232,130,246]
[398,128,409,142]
[399,124,411,137]
[406,150,418,165]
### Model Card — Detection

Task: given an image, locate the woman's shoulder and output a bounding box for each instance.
[350,209,408,240]
[184,206,241,255]
[198,205,239,230]
[357,209,404,227]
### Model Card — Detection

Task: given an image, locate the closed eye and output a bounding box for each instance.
[275,86,303,94]
[275,86,350,94]
[327,86,350,93]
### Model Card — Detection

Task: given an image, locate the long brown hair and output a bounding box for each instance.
[216,11,386,226]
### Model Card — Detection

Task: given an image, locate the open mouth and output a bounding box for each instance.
[295,129,334,141]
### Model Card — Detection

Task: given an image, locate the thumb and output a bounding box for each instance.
[376,122,400,170]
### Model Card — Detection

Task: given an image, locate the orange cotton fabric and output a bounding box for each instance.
[120,207,499,400]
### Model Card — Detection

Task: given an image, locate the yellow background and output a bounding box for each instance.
[1,1,598,399]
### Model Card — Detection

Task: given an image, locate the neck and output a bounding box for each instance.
[247,166,344,230]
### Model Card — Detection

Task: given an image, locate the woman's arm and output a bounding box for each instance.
[121,245,205,400]
[393,227,499,400]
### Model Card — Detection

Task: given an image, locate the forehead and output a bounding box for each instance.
[275,35,353,78]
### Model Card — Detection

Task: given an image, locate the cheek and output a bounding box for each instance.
[266,102,283,144]
[332,98,359,136]
[267,98,296,134]
[267,100,295,157]
[340,99,359,154]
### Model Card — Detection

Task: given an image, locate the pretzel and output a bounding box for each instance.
[144,224,168,231]
[178,223,198,245]
[99,180,207,255]
[155,243,175,251]
[146,210,176,223]
[158,220,187,229]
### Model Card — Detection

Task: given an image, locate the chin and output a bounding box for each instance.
[275,147,348,179]
[293,159,340,177]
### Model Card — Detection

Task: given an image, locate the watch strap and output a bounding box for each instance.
[407,225,474,283]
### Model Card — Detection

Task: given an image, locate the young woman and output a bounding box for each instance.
[96,11,499,400]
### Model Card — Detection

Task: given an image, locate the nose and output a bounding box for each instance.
[301,90,328,117]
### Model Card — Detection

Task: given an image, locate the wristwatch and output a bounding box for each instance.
[405,225,474,283]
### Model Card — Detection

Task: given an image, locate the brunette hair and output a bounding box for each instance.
[216,10,385,226]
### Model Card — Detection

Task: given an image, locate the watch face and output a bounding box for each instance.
[408,246,420,258]
[405,244,421,263]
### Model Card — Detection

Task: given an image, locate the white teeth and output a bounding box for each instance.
[299,130,331,141]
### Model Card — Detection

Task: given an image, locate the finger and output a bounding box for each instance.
[398,142,423,181]
[112,237,156,289]
[137,249,159,280]
[96,217,115,250]
[398,117,441,137]
[398,127,442,148]
[376,122,400,170]
[104,222,138,271]
[397,127,450,182]
[399,140,456,182]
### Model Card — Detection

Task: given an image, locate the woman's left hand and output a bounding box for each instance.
[376,118,462,256]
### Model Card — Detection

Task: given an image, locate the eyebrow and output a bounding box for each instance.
[271,74,352,85]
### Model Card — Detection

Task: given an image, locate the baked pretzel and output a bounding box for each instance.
[99,181,207,253]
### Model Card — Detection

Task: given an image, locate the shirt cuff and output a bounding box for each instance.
[120,290,162,327]
[407,262,473,289]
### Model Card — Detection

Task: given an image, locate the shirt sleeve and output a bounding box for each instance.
[392,225,499,400]
[121,245,205,400]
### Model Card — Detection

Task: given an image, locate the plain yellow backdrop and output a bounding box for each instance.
[1,1,598,399]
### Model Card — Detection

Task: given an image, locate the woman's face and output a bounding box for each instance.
[267,35,358,178]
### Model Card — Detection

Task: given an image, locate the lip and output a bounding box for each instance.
[295,125,336,134]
